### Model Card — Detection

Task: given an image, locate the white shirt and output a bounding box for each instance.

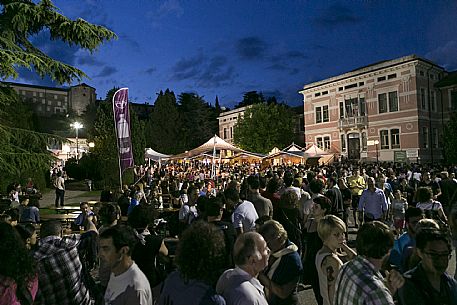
[179,205,198,224]
[216,267,268,305]
[232,200,258,232]
[104,262,152,305]
[55,176,65,190]
[416,200,442,211]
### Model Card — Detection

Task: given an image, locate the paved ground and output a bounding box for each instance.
[40,189,101,207]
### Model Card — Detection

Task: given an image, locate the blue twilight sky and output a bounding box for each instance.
[11,0,457,108]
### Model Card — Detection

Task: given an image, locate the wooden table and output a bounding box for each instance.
[46,206,81,214]
[40,213,79,223]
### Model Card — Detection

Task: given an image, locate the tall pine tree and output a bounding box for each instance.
[178,93,217,150]
[147,89,182,154]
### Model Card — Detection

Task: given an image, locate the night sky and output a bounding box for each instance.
[11,0,457,108]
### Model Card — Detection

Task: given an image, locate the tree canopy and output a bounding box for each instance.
[234,91,265,108]
[0,0,116,189]
[0,0,116,83]
[146,89,182,154]
[233,103,295,154]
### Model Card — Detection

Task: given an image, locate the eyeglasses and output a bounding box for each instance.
[423,251,452,260]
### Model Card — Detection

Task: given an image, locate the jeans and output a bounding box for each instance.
[55,189,65,207]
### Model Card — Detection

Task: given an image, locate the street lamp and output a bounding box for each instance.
[374,139,379,164]
[70,122,83,163]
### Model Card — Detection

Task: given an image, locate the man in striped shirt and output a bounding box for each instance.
[334,221,404,305]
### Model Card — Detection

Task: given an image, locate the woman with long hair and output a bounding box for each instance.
[0,222,37,305]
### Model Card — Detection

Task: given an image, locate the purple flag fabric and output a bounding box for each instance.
[113,88,134,173]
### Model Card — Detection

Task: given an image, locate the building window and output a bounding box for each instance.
[389,91,398,112]
[339,102,344,119]
[379,91,399,113]
[362,132,367,151]
[433,128,439,149]
[343,97,366,117]
[360,97,366,116]
[317,137,323,149]
[32,98,37,102]
[391,129,400,149]
[430,91,436,112]
[41,99,46,104]
[379,93,388,113]
[322,105,329,122]
[377,76,386,82]
[33,92,36,97]
[54,95,58,99]
[39,92,43,97]
[230,127,233,139]
[345,83,357,90]
[345,98,358,117]
[223,128,228,139]
[341,134,346,152]
[324,136,330,150]
[388,73,397,80]
[451,91,457,110]
[420,88,426,110]
[380,130,389,149]
[315,107,322,123]
[422,127,429,148]
[419,70,425,76]
[46,106,50,112]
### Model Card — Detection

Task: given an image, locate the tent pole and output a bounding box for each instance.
[211,135,216,179]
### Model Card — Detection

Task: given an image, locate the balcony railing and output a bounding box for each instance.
[338,116,368,128]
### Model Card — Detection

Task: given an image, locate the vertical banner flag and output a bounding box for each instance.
[113,88,134,173]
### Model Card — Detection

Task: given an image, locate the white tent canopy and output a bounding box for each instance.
[172,135,244,158]
[303,144,330,158]
[283,142,304,152]
[144,148,170,160]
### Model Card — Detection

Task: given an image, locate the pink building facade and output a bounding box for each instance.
[300,55,456,163]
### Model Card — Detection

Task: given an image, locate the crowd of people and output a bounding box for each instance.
[1,160,457,305]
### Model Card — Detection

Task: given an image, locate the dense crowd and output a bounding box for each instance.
[1,160,457,305]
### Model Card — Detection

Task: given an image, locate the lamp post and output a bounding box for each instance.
[70,122,83,163]
[374,139,379,164]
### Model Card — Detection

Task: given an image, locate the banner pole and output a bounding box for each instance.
[113,88,134,191]
[211,135,216,179]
